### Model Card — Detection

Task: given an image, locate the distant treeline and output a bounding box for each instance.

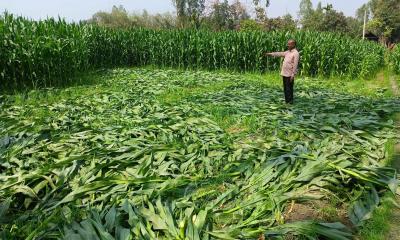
[85,0,400,43]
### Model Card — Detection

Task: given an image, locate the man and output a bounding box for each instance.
[265,40,300,104]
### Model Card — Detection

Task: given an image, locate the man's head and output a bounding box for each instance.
[287,39,296,50]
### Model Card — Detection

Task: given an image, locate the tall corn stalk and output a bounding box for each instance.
[0,13,386,91]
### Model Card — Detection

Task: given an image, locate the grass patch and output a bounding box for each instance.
[357,113,400,239]
[357,193,397,240]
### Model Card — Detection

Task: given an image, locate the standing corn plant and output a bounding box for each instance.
[389,45,400,74]
[0,13,386,91]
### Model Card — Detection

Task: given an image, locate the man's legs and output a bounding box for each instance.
[288,78,294,104]
[282,77,289,103]
[282,77,294,104]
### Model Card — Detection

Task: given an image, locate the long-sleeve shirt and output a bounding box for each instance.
[270,49,300,78]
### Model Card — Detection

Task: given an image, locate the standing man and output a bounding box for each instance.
[265,40,300,104]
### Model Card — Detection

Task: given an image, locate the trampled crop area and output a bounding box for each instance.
[1,69,399,239]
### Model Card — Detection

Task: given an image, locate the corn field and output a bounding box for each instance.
[1,69,399,239]
[389,45,400,74]
[0,13,386,90]
[0,14,90,89]
[1,12,400,240]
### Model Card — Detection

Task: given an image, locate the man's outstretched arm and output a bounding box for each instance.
[265,51,286,57]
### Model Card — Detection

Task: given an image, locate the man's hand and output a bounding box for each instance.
[290,76,295,82]
[264,53,273,57]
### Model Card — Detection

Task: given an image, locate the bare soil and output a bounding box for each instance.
[284,199,353,229]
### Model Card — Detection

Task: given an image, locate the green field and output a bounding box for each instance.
[1,12,400,240]
[390,47,400,74]
[0,13,387,90]
[1,68,399,239]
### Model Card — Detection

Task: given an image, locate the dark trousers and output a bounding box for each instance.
[282,76,294,104]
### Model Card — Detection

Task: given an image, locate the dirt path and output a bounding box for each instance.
[387,74,400,240]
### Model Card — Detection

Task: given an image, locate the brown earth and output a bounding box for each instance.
[283,199,353,229]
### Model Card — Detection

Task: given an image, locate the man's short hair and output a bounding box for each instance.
[288,39,296,45]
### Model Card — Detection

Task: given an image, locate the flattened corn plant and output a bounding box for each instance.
[0,69,399,239]
[0,13,385,91]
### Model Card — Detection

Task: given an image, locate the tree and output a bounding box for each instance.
[239,19,263,31]
[298,0,313,27]
[298,1,322,30]
[130,10,177,29]
[310,2,324,30]
[253,0,270,22]
[171,0,206,28]
[356,3,371,23]
[356,0,400,43]
[369,0,400,43]
[346,16,363,38]
[230,0,250,27]
[88,7,177,29]
[205,0,249,31]
[265,14,297,31]
[90,5,132,28]
[320,5,348,33]
[298,1,355,36]
[209,0,232,30]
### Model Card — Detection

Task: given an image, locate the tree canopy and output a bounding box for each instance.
[86,0,400,43]
[359,0,400,43]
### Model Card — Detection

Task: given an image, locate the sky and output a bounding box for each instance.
[0,0,369,22]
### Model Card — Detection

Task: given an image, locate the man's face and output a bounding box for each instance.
[287,41,295,50]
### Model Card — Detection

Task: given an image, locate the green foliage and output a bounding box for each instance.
[358,193,397,239]
[87,7,177,29]
[172,0,206,28]
[358,0,400,43]
[345,16,363,39]
[0,13,385,91]
[264,14,297,31]
[299,0,313,24]
[0,68,399,239]
[0,13,90,90]
[320,5,349,33]
[130,11,177,29]
[204,0,249,31]
[81,28,386,78]
[300,1,363,38]
[91,5,132,28]
[205,0,232,31]
[389,45,400,74]
[239,19,263,31]
[252,0,270,22]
